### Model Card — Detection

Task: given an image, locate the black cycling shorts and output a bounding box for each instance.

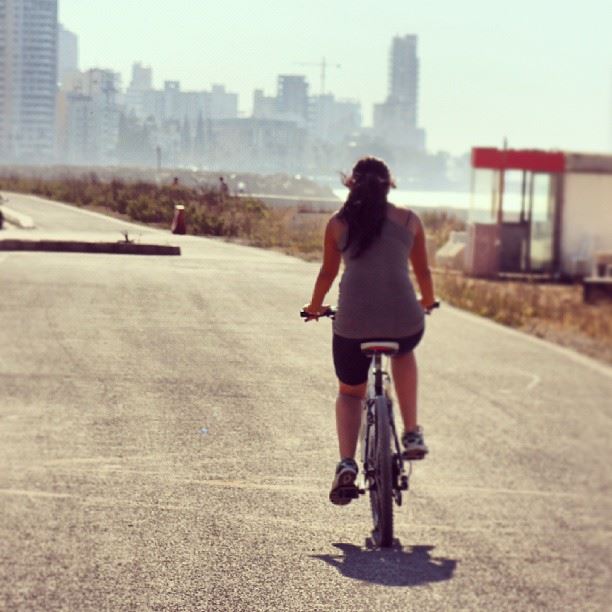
[332,328,424,386]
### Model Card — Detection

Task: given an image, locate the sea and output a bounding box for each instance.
[332,188,471,216]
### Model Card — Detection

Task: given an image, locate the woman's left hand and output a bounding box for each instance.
[419,297,440,314]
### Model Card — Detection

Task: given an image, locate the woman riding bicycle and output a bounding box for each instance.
[303,156,437,505]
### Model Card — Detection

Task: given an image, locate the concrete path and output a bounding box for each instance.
[0,192,180,254]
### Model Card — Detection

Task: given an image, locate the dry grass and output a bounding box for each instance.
[226,207,327,260]
[272,210,328,260]
[432,270,612,365]
[420,210,466,250]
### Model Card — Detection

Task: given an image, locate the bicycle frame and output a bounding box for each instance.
[358,347,411,547]
[360,351,410,499]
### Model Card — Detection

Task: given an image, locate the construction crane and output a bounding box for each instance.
[296,57,341,96]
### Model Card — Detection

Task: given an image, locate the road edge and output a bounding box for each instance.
[0,205,35,229]
[0,238,181,255]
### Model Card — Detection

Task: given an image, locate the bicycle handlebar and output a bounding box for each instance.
[301,301,440,321]
[300,307,336,321]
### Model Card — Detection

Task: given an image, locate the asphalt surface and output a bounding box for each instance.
[1,191,155,233]
[0,191,180,254]
[1,194,611,611]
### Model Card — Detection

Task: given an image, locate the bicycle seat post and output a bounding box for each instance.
[360,342,399,396]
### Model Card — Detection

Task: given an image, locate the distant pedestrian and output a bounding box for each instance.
[218,176,229,199]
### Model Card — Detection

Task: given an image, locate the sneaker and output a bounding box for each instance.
[402,426,428,460]
[329,458,359,505]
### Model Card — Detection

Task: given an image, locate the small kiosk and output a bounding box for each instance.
[466,147,612,280]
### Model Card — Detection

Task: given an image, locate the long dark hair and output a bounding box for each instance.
[338,157,395,258]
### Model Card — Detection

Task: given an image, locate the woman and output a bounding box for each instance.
[303,156,436,505]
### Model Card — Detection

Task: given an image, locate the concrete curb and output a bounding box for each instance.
[0,238,181,255]
[0,205,35,229]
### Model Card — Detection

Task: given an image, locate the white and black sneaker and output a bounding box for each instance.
[402,426,429,460]
[329,458,359,505]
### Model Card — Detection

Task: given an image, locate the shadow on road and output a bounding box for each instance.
[311,543,457,587]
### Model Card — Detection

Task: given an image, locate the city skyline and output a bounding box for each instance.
[50,28,423,178]
[59,0,612,155]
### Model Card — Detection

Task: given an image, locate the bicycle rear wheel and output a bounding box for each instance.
[369,396,394,547]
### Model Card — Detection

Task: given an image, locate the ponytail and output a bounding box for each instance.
[338,157,393,258]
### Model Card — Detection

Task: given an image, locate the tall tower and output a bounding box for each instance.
[0,0,58,162]
[373,34,425,151]
[389,34,419,128]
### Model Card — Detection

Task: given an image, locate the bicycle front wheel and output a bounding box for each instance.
[369,395,394,547]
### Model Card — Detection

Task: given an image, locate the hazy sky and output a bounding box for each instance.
[59,1,612,155]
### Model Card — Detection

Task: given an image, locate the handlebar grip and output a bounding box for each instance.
[300,307,336,320]
[425,301,440,315]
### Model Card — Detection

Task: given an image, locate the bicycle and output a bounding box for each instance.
[301,302,439,548]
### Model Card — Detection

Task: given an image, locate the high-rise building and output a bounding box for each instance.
[309,94,361,144]
[126,78,237,127]
[388,34,419,126]
[125,62,153,119]
[57,23,78,86]
[373,34,425,150]
[208,84,238,120]
[252,89,277,119]
[162,80,182,121]
[0,0,58,162]
[130,62,152,91]
[59,68,121,164]
[276,75,309,125]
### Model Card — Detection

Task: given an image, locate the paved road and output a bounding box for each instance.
[1,195,611,611]
[1,191,153,234]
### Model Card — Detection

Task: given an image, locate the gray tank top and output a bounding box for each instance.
[333,213,424,339]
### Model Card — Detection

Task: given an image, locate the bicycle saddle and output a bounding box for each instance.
[360,341,400,356]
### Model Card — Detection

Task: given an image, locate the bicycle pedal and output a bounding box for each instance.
[402,451,426,461]
[330,485,359,505]
[339,485,359,498]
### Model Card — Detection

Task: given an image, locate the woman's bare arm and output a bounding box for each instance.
[409,214,436,307]
[305,216,342,314]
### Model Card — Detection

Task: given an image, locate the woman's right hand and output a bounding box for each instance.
[302,303,332,322]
